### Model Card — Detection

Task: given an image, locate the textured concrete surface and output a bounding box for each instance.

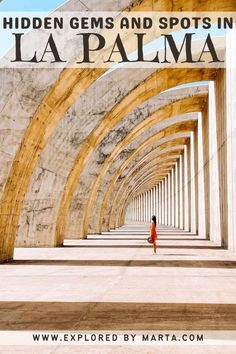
[1,223,236,352]
[1,224,236,331]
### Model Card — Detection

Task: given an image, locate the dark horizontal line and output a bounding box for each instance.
[87,237,204,241]
[11,259,235,268]
[63,244,220,249]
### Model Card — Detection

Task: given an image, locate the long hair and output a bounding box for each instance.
[152,215,156,226]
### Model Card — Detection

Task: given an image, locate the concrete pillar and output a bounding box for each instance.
[156,185,159,222]
[167,173,171,226]
[202,106,210,239]
[131,200,133,221]
[215,70,228,248]
[150,189,153,218]
[141,194,143,221]
[178,156,184,229]
[171,168,175,227]
[137,196,139,221]
[153,187,156,216]
[197,112,207,238]
[144,192,146,222]
[187,143,192,232]
[158,183,162,224]
[146,191,149,222]
[134,198,136,221]
[194,128,199,234]
[209,81,221,245]
[174,163,179,228]
[189,132,196,234]
[142,194,144,222]
[183,145,189,231]
[150,189,152,220]
[139,195,141,221]
[161,180,165,224]
[164,177,168,225]
[226,26,236,251]
[147,191,150,222]
[139,195,142,221]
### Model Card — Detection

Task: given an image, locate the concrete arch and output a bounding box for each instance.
[100,133,192,232]
[123,158,180,196]
[109,121,197,228]
[119,170,180,227]
[55,69,213,246]
[0,67,214,262]
[118,168,176,227]
[98,136,189,232]
[124,166,176,203]
[1,0,235,262]
[81,93,206,238]
[130,0,236,11]
[115,153,181,196]
[120,172,178,226]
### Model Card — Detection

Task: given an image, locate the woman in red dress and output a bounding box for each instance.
[150,215,157,254]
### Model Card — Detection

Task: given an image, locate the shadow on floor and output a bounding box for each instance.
[63,245,221,249]
[1,301,236,330]
[10,259,236,268]
[87,237,207,241]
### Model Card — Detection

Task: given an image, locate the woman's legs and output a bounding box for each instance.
[153,241,157,254]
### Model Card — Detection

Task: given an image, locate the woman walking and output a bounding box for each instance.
[150,215,157,254]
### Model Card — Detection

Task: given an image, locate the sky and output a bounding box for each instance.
[0,0,67,11]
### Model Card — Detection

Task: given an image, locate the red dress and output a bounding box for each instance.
[151,223,157,241]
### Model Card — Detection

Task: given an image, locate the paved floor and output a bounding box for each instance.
[1,223,236,352]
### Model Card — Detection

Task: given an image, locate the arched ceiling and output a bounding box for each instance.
[100,133,191,232]
[109,121,197,228]
[80,93,205,238]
